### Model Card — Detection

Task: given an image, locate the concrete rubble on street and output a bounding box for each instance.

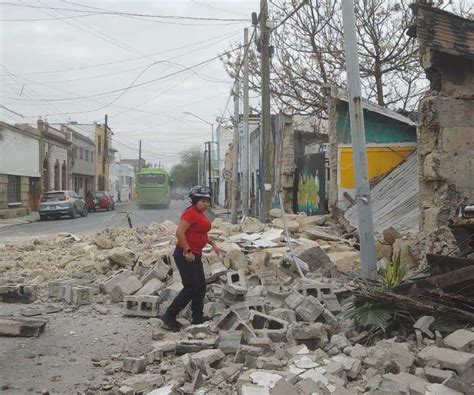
[1,214,473,395]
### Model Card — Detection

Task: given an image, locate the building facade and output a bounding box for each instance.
[95,122,116,191]
[0,122,41,217]
[109,162,134,202]
[66,126,96,198]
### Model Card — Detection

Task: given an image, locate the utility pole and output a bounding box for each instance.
[242,28,250,218]
[103,114,108,191]
[341,1,377,281]
[260,0,272,222]
[197,160,201,185]
[230,78,240,224]
[207,141,212,199]
[138,139,142,172]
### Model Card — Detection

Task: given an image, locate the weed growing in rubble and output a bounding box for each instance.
[382,253,407,289]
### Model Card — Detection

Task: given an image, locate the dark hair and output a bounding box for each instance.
[191,196,210,206]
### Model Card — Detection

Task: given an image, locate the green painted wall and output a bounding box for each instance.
[336,101,416,144]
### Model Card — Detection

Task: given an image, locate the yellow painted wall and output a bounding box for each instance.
[339,146,416,188]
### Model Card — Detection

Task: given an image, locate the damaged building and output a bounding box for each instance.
[410,3,474,232]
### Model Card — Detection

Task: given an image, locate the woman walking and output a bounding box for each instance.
[162,186,219,331]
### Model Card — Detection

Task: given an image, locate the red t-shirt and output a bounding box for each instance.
[181,206,212,254]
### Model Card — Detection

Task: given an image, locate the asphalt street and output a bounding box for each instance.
[0,199,189,243]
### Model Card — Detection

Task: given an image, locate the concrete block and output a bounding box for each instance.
[284,291,304,310]
[71,285,92,305]
[142,260,170,283]
[0,284,37,303]
[383,372,429,395]
[234,345,262,364]
[424,366,453,383]
[0,316,46,337]
[295,295,325,322]
[418,346,474,380]
[160,282,183,302]
[368,377,409,394]
[443,329,474,353]
[190,349,225,375]
[270,379,299,395]
[216,309,245,331]
[217,330,242,354]
[221,363,242,382]
[135,277,164,296]
[331,355,361,379]
[256,356,283,370]
[413,315,435,338]
[175,338,218,355]
[123,295,160,317]
[151,340,176,360]
[100,269,141,302]
[118,385,135,395]
[120,373,164,392]
[264,290,289,309]
[258,271,278,286]
[122,356,147,374]
[268,308,296,323]
[248,337,273,353]
[48,278,74,298]
[206,262,228,283]
[249,310,287,331]
[240,384,270,395]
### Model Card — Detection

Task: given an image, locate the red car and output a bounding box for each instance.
[86,191,115,212]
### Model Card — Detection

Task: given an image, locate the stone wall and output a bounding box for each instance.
[418,50,474,232]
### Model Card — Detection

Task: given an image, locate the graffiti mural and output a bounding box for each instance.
[294,152,327,215]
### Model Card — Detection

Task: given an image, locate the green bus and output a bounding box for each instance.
[136,167,171,207]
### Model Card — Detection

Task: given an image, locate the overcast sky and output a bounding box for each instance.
[0,0,258,168]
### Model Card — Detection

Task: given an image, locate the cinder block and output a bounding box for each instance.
[0,284,37,304]
[160,282,183,302]
[122,356,147,374]
[190,349,225,375]
[249,310,288,331]
[101,269,142,302]
[258,271,277,286]
[70,285,92,305]
[151,340,176,360]
[135,277,164,296]
[206,262,228,283]
[48,278,74,298]
[264,290,290,309]
[123,295,160,317]
[295,295,325,322]
[142,260,170,283]
[218,330,242,354]
[294,278,341,313]
[284,292,305,310]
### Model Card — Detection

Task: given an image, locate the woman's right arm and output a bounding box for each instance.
[176,220,194,261]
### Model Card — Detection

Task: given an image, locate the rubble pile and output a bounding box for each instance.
[1,214,473,394]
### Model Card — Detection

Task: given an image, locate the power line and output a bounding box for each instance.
[1,2,250,22]
[4,47,243,103]
[269,0,309,32]
[0,30,241,77]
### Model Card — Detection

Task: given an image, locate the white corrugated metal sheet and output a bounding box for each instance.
[345,151,420,233]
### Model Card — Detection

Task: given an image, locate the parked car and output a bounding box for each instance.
[39,190,88,221]
[86,191,115,212]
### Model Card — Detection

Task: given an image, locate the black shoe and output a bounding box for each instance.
[192,316,211,325]
[161,313,180,332]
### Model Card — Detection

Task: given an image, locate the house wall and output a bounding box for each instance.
[418,51,474,231]
[43,137,69,191]
[0,124,40,178]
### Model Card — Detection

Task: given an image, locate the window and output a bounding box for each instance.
[7,175,21,204]
[91,152,94,163]
[85,149,89,162]
[79,147,84,160]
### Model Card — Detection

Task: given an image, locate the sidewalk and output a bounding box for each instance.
[0,212,40,230]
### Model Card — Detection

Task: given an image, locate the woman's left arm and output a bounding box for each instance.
[208,237,220,256]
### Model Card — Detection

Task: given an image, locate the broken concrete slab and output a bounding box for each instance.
[418,346,474,380]
[413,315,435,338]
[135,277,164,296]
[190,349,225,375]
[107,247,136,267]
[120,373,164,392]
[443,329,474,353]
[20,304,62,317]
[383,372,429,395]
[0,316,46,337]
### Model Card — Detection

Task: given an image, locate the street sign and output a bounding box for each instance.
[223,170,232,180]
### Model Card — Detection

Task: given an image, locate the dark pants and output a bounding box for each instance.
[166,246,206,321]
